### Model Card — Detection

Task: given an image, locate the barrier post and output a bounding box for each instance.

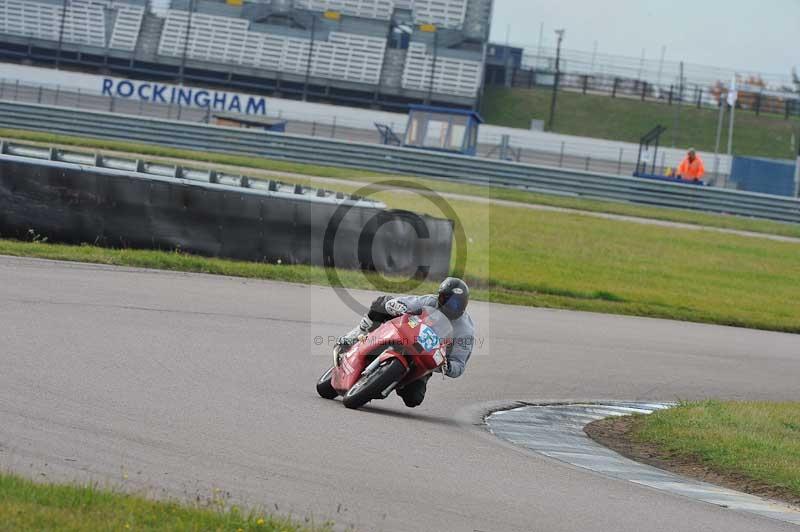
[795,135,800,198]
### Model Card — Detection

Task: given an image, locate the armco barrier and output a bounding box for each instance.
[0,101,798,224]
[0,152,453,277]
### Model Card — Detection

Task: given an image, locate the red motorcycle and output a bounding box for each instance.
[316,307,450,409]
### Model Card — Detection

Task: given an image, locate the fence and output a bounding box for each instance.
[0,100,797,223]
[500,43,800,118]
[0,77,731,180]
[486,67,800,119]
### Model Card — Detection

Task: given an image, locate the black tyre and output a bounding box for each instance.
[342,358,406,410]
[316,366,338,400]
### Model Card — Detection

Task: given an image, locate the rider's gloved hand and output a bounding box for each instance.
[384,299,408,316]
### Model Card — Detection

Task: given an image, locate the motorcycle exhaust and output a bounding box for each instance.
[361,357,383,377]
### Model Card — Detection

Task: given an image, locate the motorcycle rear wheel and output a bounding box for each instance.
[316,366,338,400]
[342,358,406,410]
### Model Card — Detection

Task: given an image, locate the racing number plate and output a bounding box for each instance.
[417,324,440,352]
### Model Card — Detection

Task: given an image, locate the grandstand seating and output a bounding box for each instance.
[398,0,469,30]
[292,0,469,29]
[0,0,144,51]
[293,0,469,29]
[157,8,387,85]
[402,41,482,97]
[109,3,146,51]
[0,0,490,104]
[294,0,395,21]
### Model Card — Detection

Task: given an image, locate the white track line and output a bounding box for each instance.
[486,402,800,527]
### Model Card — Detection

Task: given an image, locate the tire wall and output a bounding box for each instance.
[0,158,453,278]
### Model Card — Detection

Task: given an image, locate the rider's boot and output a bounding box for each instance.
[339,316,373,346]
[334,316,373,364]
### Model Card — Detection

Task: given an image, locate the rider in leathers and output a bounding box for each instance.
[338,278,475,408]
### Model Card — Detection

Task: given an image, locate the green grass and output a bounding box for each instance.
[383,194,800,333]
[481,87,800,160]
[3,127,800,240]
[633,401,800,499]
[4,188,800,333]
[2,128,799,333]
[0,472,324,531]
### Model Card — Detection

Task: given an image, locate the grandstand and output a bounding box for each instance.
[0,0,493,109]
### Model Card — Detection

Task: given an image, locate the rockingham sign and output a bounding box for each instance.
[100,78,266,115]
[1,63,414,130]
[2,64,267,115]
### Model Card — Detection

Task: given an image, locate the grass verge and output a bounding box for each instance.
[586,401,800,506]
[481,87,800,160]
[0,472,324,531]
[2,217,799,334]
[3,127,800,240]
[2,128,799,333]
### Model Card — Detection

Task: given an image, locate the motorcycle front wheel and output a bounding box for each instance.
[342,358,406,410]
[316,366,338,400]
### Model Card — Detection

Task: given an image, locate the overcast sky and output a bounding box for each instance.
[490,0,800,79]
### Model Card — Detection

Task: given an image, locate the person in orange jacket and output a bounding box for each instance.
[677,148,705,181]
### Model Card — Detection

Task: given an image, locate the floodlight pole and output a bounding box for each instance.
[56,0,69,68]
[303,14,317,101]
[727,75,737,156]
[179,0,195,86]
[547,29,564,132]
[427,28,439,105]
[712,89,726,185]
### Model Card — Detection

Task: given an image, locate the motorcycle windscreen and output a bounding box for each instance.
[419,306,455,347]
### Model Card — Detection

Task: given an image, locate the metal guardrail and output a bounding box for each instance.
[1,101,798,224]
[0,140,381,207]
[2,77,677,178]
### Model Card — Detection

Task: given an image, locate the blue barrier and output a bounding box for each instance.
[730,157,796,197]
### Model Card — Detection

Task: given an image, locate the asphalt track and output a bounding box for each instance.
[1,255,799,532]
